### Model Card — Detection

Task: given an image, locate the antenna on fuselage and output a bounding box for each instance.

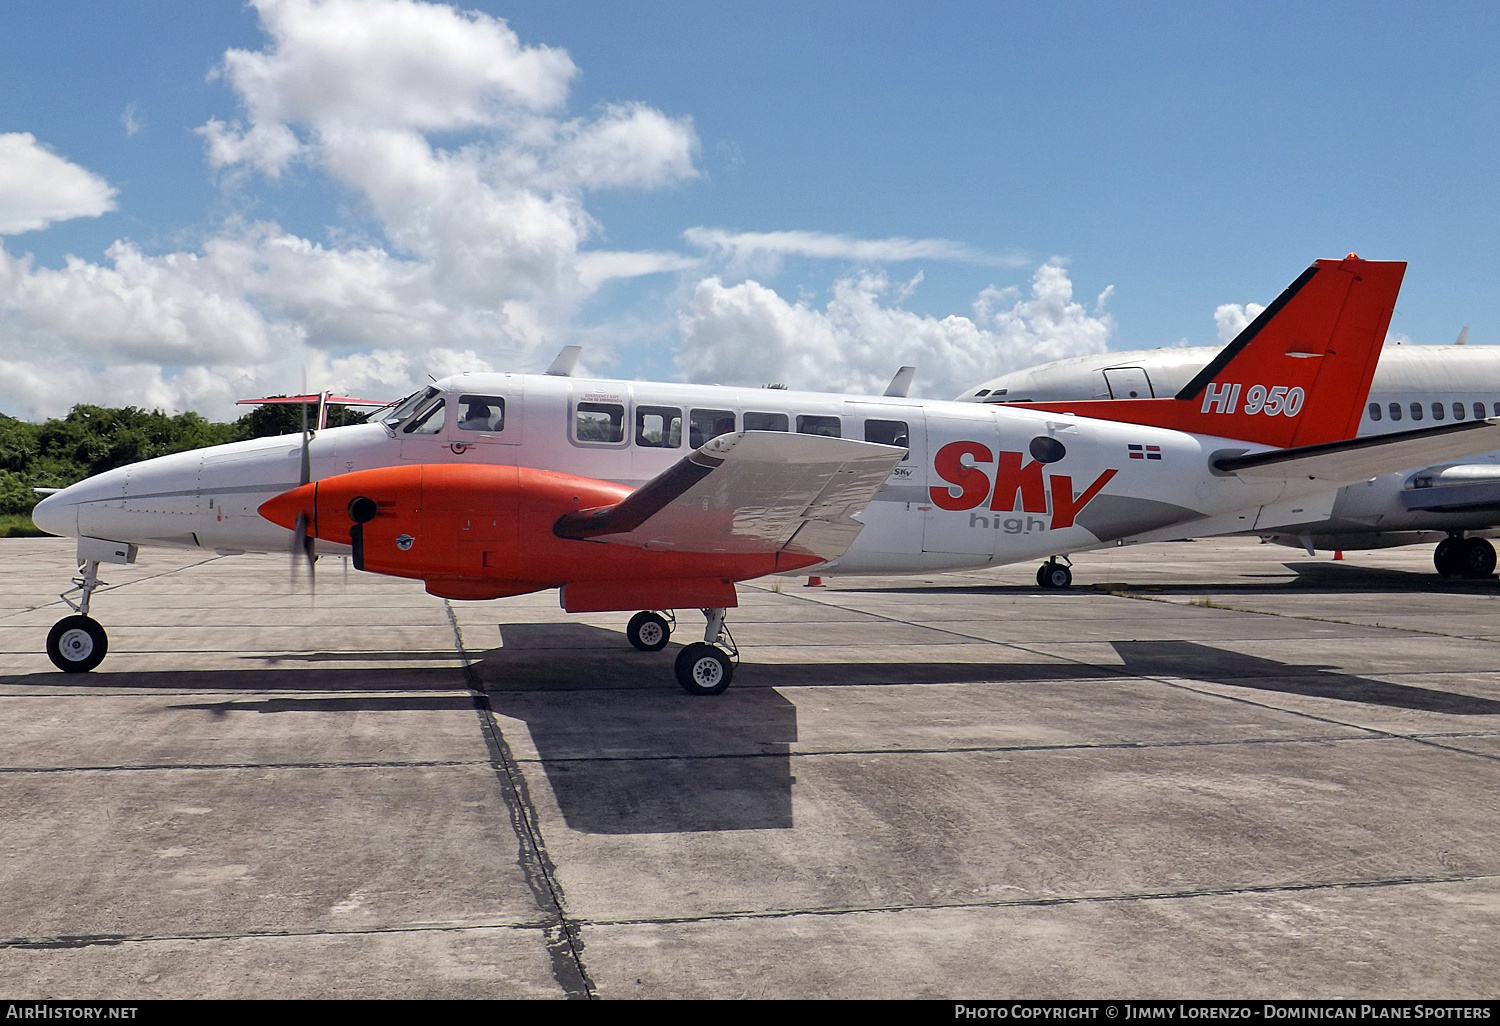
[546,345,583,376]
[884,366,916,397]
[1456,326,1470,345]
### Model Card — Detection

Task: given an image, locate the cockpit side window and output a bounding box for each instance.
[404,398,446,434]
[382,387,436,429]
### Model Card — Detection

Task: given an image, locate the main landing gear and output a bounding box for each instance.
[46,560,108,673]
[1036,556,1073,589]
[626,607,737,695]
[1434,534,1497,579]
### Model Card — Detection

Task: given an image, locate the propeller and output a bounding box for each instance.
[291,371,316,596]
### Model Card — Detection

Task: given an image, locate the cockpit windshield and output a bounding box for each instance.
[379,387,438,429]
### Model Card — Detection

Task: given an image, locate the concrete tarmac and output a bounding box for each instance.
[1,536,1498,999]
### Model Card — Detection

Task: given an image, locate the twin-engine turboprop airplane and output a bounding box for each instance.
[31,257,1500,694]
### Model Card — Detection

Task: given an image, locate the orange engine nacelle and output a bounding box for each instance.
[258,464,815,609]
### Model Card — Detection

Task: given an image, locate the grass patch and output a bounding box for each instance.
[0,514,47,538]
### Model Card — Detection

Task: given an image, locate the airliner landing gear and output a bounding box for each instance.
[47,560,108,673]
[1036,557,1073,589]
[1435,534,1496,579]
[626,610,673,651]
[674,607,736,696]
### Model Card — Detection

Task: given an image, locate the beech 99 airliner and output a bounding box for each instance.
[30,257,1500,694]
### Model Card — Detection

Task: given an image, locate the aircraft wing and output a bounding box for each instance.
[1212,419,1500,484]
[554,430,907,560]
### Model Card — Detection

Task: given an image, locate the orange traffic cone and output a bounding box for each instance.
[1334,550,1344,560]
[805,576,824,587]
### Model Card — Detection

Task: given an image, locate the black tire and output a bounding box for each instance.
[1434,537,1463,577]
[1039,563,1072,589]
[674,642,732,695]
[46,615,108,673]
[626,610,671,652]
[1460,537,1497,579]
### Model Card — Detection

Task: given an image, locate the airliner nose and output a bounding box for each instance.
[30,490,77,538]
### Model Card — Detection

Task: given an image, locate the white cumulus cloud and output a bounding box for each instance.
[676,262,1113,399]
[1214,301,1266,343]
[0,133,117,235]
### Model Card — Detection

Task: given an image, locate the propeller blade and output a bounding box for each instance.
[291,510,317,598]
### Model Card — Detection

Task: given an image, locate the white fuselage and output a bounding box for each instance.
[32,372,1310,575]
[961,345,1500,547]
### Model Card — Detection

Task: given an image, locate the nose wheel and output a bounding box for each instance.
[47,615,108,673]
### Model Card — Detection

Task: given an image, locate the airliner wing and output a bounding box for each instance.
[554,431,907,560]
[1212,419,1500,484]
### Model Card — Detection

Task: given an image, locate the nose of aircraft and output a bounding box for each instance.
[30,489,77,538]
[258,484,315,533]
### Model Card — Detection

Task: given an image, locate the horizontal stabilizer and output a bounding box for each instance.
[554,431,907,561]
[1212,419,1500,485]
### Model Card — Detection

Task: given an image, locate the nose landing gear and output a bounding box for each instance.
[47,559,108,673]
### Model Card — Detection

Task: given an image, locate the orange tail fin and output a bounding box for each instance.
[1022,256,1406,447]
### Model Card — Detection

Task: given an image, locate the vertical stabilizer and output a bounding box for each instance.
[1019,256,1406,448]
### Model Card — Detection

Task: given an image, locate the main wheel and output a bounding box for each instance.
[626,610,671,651]
[46,615,108,673]
[674,642,732,695]
[1460,537,1497,579]
[1434,537,1463,577]
[1037,562,1072,589]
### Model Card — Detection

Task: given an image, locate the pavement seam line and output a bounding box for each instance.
[581,871,1500,929]
[0,555,229,623]
[444,601,597,1001]
[0,919,556,951]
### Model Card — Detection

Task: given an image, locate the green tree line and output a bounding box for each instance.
[0,403,371,516]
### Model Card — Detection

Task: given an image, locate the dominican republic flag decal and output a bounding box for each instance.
[1128,444,1162,460]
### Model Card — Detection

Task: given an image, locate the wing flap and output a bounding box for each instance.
[1213,419,1500,484]
[554,431,908,560]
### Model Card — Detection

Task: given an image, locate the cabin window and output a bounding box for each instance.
[1410,402,1424,421]
[797,415,841,437]
[575,402,625,443]
[1432,402,1445,421]
[1368,402,1382,422]
[404,398,446,434]
[744,412,789,431]
[635,406,681,448]
[1454,402,1466,421]
[1388,403,1402,422]
[1493,402,1500,418]
[690,409,736,448]
[1477,403,1488,420]
[865,419,910,459]
[457,395,505,432]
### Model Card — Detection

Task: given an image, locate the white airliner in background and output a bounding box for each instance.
[31,257,1499,693]
[961,340,1500,578]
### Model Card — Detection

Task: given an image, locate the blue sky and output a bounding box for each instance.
[0,1,1495,419]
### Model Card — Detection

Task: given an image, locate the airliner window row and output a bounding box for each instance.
[1367,400,1500,424]
[572,401,909,455]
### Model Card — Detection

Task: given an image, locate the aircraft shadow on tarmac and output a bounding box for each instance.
[9,623,1500,835]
